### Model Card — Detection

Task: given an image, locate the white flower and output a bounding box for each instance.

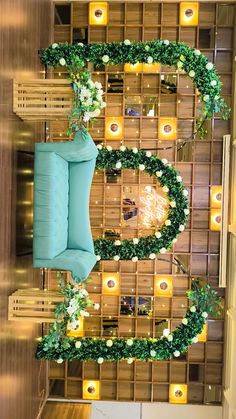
[168,334,173,342]
[202,312,208,319]
[182,318,188,325]
[120,145,126,152]
[163,328,170,337]
[80,310,89,317]
[83,112,91,122]
[176,175,182,182]
[210,80,217,87]
[203,95,210,102]
[165,220,171,226]
[156,170,163,177]
[52,43,58,49]
[67,306,76,316]
[179,225,185,232]
[147,56,153,64]
[162,185,169,193]
[114,255,120,261]
[96,255,101,261]
[172,238,178,244]
[174,350,180,357]
[106,339,113,347]
[150,350,156,357]
[133,238,139,245]
[163,39,170,45]
[127,357,134,364]
[132,147,138,154]
[194,49,201,56]
[184,208,190,215]
[115,240,121,246]
[189,70,195,78]
[68,320,80,330]
[95,81,102,89]
[106,145,112,151]
[80,288,88,297]
[149,253,156,260]
[145,45,150,51]
[177,61,183,69]
[139,164,145,171]
[192,337,198,344]
[160,248,166,254]
[56,358,63,364]
[101,101,106,108]
[155,232,162,239]
[126,338,133,346]
[146,151,152,157]
[170,201,176,208]
[97,144,103,150]
[215,95,219,100]
[87,79,95,88]
[183,189,188,196]
[206,62,214,71]
[190,305,196,313]
[75,341,82,349]
[116,161,122,169]
[124,39,131,46]
[92,108,101,117]
[59,58,66,66]
[97,357,104,364]
[94,303,100,310]
[132,256,138,262]
[162,158,168,165]
[102,55,109,63]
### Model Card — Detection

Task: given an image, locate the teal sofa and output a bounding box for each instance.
[33,128,98,282]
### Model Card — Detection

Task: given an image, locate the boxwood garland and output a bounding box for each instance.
[36,280,221,363]
[93,145,189,261]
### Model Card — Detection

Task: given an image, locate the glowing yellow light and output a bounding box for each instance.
[169,384,188,404]
[158,118,177,141]
[124,63,143,73]
[83,380,100,400]
[89,2,108,25]
[102,273,120,295]
[180,2,199,26]
[210,186,222,209]
[142,63,161,73]
[154,275,173,297]
[105,117,123,140]
[66,317,84,337]
[210,208,222,231]
[140,186,169,228]
[198,323,207,342]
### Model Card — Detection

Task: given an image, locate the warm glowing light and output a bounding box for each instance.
[89,2,108,25]
[210,209,222,231]
[105,117,123,140]
[83,380,100,400]
[102,273,120,295]
[169,384,188,404]
[158,118,177,141]
[180,2,199,26]
[124,63,143,73]
[154,275,173,297]
[197,323,207,342]
[140,186,169,228]
[210,186,222,209]
[67,317,84,337]
[142,63,161,73]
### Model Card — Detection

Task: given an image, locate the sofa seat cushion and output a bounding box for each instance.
[33,151,69,260]
[67,160,95,253]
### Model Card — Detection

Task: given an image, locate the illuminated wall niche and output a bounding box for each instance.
[158,118,177,141]
[89,2,108,25]
[105,117,123,140]
[67,317,84,337]
[142,63,161,73]
[180,2,199,26]
[197,323,207,342]
[169,384,188,404]
[124,63,143,73]
[83,380,100,400]
[210,185,222,209]
[210,185,222,231]
[154,275,173,297]
[124,63,161,73]
[102,273,120,295]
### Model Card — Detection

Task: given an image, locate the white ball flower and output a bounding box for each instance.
[174,350,180,357]
[114,255,120,261]
[184,208,190,215]
[106,339,113,347]
[149,253,156,260]
[96,255,101,261]
[145,45,150,51]
[190,305,196,313]
[126,338,133,346]
[80,310,89,317]
[163,328,170,337]
[165,220,171,226]
[132,147,138,154]
[183,189,188,196]
[194,49,201,56]
[192,337,198,344]
[52,43,58,49]
[189,70,195,78]
[202,312,208,319]
[124,39,131,46]
[106,145,112,151]
[170,201,176,208]
[168,334,173,342]
[182,318,188,325]
[215,95,219,100]
[163,39,170,45]
[97,144,103,150]
[177,61,184,69]
[75,341,82,349]
[146,151,152,157]
[179,225,185,232]
[155,232,162,239]
[160,248,166,254]
[210,80,217,87]
[97,357,104,364]
[116,161,122,169]
[162,158,168,165]
[206,62,214,71]
[114,240,121,246]
[94,81,102,89]
[78,42,84,47]
[133,238,139,245]
[132,256,138,262]
[172,238,178,244]
[127,357,134,364]
[150,350,156,357]
[59,58,66,66]
[120,145,126,152]
[56,358,63,364]
[156,170,163,177]
[94,303,100,310]
[147,56,153,64]
[139,164,145,171]
[102,55,109,63]
[162,185,169,193]
[203,95,210,102]
[176,175,182,182]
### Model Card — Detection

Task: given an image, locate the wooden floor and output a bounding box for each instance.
[42,402,91,419]
[0,1,52,418]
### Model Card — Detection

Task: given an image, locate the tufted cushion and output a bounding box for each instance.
[33,151,69,259]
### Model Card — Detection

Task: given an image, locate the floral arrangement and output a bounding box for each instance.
[36,279,222,363]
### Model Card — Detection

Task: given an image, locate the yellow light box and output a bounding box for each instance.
[169,384,188,404]
[67,317,84,337]
[210,208,222,231]
[210,186,222,209]
[105,116,123,140]
[83,380,100,400]
[89,2,108,25]
[198,323,207,342]
[180,2,199,26]
[158,118,177,141]
[154,275,173,297]
[142,63,161,73]
[102,273,120,295]
[124,63,143,73]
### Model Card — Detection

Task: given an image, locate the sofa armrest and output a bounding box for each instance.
[35,128,98,162]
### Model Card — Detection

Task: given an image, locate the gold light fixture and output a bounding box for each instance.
[89,2,108,25]
[169,384,188,404]
[124,63,143,73]
[210,209,222,231]
[158,118,177,141]
[180,2,199,26]
[83,380,100,400]
[102,273,120,295]
[154,275,173,297]
[66,317,84,337]
[197,323,207,342]
[105,116,123,140]
[210,186,222,209]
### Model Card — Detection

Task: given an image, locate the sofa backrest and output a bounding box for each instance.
[67,159,96,253]
[33,151,69,260]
